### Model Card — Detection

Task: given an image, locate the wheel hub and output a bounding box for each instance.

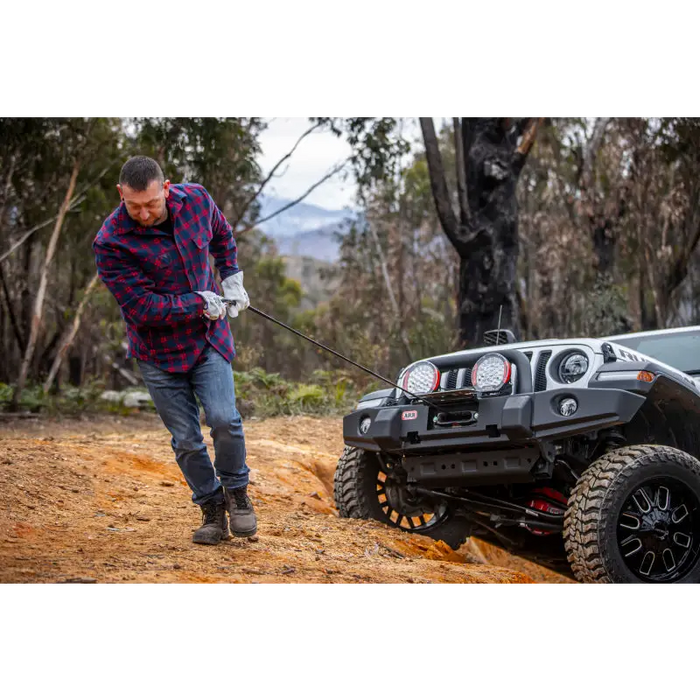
[617,479,700,582]
[375,462,447,532]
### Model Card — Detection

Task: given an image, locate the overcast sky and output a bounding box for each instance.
[257,118,425,211]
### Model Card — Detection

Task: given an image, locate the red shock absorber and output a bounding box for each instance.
[525,487,568,536]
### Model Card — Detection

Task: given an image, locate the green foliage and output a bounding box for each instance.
[132,117,264,226]
[232,366,365,418]
[0,379,116,416]
[315,118,411,195]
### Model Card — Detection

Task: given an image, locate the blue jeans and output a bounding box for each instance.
[136,345,250,506]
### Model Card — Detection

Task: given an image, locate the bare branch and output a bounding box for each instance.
[236,159,350,236]
[516,118,544,156]
[0,197,86,264]
[43,271,99,392]
[513,118,544,173]
[419,118,460,247]
[0,150,18,228]
[230,122,323,231]
[453,118,471,227]
[667,218,700,297]
[366,221,413,362]
[13,159,80,407]
[0,262,25,352]
[582,118,611,190]
[0,161,112,264]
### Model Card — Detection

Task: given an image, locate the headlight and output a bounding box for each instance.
[471,353,512,392]
[559,353,589,384]
[401,361,440,395]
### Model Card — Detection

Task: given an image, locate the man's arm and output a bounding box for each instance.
[94,239,204,327]
[206,191,240,281]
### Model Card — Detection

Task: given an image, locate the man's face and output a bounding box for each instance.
[117,179,171,227]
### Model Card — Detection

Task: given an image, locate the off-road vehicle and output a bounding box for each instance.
[334,326,700,583]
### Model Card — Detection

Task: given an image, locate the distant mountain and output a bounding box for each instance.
[258,196,354,238]
[256,196,356,262]
[274,225,345,263]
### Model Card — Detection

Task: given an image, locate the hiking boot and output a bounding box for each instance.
[224,486,257,537]
[192,499,228,545]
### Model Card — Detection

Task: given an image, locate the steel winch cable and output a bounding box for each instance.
[220,298,441,411]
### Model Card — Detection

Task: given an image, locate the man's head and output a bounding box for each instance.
[117,156,171,227]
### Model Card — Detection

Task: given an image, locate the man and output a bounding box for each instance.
[93,155,256,545]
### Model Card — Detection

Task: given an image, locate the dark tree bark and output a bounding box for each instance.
[420,118,542,348]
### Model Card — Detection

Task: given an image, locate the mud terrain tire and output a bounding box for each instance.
[564,445,700,586]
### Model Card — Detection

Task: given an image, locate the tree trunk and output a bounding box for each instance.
[421,118,540,348]
[43,272,99,393]
[0,262,26,354]
[0,292,7,384]
[367,222,412,362]
[68,356,82,386]
[12,161,80,407]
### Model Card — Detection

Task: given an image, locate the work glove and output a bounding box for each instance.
[221,271,250,319]
[195,291,227,320]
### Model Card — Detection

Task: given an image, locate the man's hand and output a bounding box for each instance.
[222,271,250,319]
[194,291,227,320]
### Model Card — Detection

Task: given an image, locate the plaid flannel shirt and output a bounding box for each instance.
[93,183,239,372]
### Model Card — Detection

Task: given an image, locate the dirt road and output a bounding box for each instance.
[0,414,570,583]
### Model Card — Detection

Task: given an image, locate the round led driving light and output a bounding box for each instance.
[471,353,512,393]
[559,398,578,417]
[401,361,440,395]
[359,416,372,435]
[559,353,589,384]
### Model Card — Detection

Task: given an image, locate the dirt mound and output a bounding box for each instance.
[0,414,571,583]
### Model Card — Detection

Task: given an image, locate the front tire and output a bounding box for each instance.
[333,446,470,550]
[564,445,700,583]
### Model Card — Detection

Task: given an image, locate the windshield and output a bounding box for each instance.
[607,330,700,374]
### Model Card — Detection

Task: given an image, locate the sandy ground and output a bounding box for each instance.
[0,414,571,583]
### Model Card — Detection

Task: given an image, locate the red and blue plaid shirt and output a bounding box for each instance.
[93,183,239,373]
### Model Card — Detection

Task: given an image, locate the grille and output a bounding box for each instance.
[445,370,459,390]
[439,368,473,390]
[438,352,544,394]
[534,351,552,392]
[462,368,473,387]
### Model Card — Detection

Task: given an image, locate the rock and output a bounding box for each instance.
[123,392,153,408]
[100,390,153,408]
[160,481,175,487]
[173,563,182,570]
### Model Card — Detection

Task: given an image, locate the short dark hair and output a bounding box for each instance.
[119,156,164,191]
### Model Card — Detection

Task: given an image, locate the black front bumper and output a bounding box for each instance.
[343,387,647,454]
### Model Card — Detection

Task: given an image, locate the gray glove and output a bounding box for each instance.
[195,291,226,320]
[221,271,250,319]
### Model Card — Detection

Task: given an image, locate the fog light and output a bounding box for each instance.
[359,417,372,435]
[559,398,578,417]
